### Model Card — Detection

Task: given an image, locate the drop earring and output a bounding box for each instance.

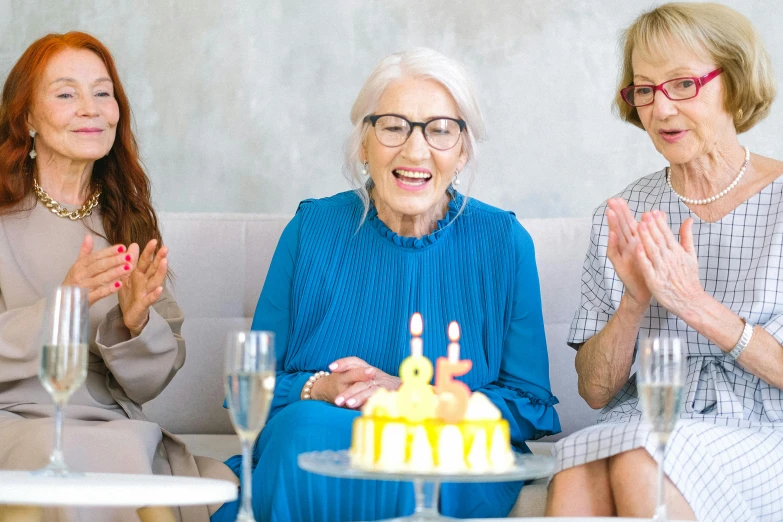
[361,161,369,176]
[451,170,461,190]
[29,130,37,159]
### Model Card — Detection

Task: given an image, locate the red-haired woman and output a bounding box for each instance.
[0,32,230,521]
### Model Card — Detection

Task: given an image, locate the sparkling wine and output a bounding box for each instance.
[226,371,275,440]
[638,382,683,443]
[39,343,88,403]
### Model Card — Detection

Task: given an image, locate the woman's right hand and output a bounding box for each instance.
[62,235,132,305]
[606,198,651,307]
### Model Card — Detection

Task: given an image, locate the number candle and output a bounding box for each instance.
[435,321,472,422]
[398,313,436,421]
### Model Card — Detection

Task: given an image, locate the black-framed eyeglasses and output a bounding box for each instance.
[620,68,723,107]
[364,114,466,151]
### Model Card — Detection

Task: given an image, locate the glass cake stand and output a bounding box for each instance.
[297,449,554,521]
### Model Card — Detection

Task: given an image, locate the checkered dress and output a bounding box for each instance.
[555,170,783,521]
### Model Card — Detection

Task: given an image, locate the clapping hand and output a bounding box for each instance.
[636,210,704,318]
[606,198,652,307]
[62,235,132,305]
[117,239,167,336]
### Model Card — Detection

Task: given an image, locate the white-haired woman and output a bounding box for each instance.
[211,48,560,521]
[547,3,783,521]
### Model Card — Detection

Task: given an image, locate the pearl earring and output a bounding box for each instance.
[361,161,369,176]
[451,170,461,190]
[29,129,37,159]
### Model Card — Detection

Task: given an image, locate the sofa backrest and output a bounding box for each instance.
[143,212,599,439]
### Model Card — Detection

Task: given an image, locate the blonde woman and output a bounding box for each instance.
[547,3,783,520]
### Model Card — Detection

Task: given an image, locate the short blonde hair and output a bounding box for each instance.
[614,2,776,133]
[344,48,486,220]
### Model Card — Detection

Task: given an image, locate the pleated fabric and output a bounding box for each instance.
[211,191,560,522]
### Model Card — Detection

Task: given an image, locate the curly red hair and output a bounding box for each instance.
[0,31,162,250]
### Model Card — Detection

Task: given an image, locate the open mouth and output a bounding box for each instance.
[659,129,687,142]
[393,169,432,188]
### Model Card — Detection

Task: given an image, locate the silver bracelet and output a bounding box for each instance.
[302,370,330,400]
[728,319,754,360]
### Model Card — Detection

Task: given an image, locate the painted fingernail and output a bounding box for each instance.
[117,246,125,253]
[365,367,374,375]
[125,255,131,262]
[124,265,130,271]
[346,398,356,407]
[334,396,344,406]
[329,363,337,370]
[114,282,121,288]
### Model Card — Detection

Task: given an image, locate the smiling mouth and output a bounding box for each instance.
[393,169,431,187]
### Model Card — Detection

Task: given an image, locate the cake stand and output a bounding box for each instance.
[297,450,554,521]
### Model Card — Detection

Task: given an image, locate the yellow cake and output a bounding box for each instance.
[349,386,515,473]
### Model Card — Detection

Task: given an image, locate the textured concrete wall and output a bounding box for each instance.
[2,0,781,217]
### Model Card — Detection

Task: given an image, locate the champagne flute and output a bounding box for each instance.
[637,336,686,521]
[225,331,276,522]
[38,285,89,477]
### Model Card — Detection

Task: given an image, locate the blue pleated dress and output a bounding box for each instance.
[211,191,560,522]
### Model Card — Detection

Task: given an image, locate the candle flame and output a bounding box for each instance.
[448,321,460,342]
[410,313,423,336]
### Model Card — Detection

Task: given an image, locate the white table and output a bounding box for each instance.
[474,518,693,521]
[0,471,236,507]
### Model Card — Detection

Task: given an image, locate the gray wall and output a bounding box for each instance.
[2,0,781,218]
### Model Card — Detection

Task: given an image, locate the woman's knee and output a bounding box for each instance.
[608,447,656,488]
[263,401,356,450]
[546,459,614,516]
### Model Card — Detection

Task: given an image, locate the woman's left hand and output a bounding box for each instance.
[636,210,705,318]
[329,356,401,409]
[118,239,168,336]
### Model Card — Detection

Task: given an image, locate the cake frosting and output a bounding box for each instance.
[349,386,515,472]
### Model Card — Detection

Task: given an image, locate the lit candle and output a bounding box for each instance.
[435,321,472,423]
[397,313,437,422]
[447,321,460,362]
[410,312,423,357]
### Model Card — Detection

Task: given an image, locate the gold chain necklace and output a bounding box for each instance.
[33,179,101,220]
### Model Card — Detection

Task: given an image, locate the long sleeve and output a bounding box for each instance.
[250,214,312,419]
[0,293,47,383]
[475,220,561,450]
[94,288,186,405]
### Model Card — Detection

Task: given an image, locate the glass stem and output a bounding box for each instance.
[239,438,254,520]
[654,441,667,521]
[51,400,65,468]
[413,479,440,518]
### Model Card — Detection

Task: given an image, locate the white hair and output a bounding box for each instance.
[343,48,487,223]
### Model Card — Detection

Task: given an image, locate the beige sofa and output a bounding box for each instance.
[143,212,599,517]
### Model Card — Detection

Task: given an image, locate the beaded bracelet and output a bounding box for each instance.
[302,370,330,400]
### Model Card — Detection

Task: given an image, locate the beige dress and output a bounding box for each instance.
[0,198,214,522]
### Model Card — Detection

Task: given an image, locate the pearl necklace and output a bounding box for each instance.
[666,146,750,205]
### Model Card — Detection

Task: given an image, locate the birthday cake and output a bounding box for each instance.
[349,317,515,473]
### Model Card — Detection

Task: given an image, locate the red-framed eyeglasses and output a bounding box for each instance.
[620,68,723,107]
